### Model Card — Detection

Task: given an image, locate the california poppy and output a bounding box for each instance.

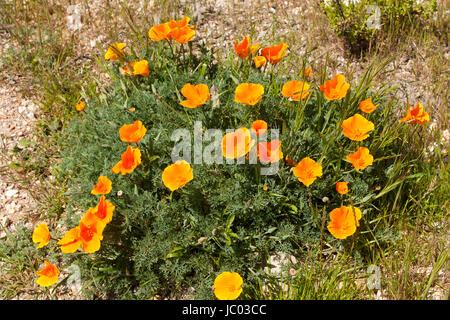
[123,60,150,76]
[400,103,430,124]
[57,215,105,254]
[359,97,378,113]
[281,80,310,101]
[285,157,298,167]
[161,160,194,192]
[32,223,51,249]
[341,114,374,141]
[91,176,112,195]
[336,182,349,195]
[167,16,195,43]
[222,128,256,159]
[234,36,260,58]
[254,56,266,68]
[83,195,115,226]
[251,120,268,137]
[320,74,350,101]
[78,219,104,253]
[36,261,60,287]
[104,43,126,60]
[180,83,210,108]
[170,26,195,43]
[292,157,323,187]
[75,101,85,111]
[57,227,81,254]
[235,83,264,106]
[234,36,250,58]
[167,16,191,32]
[214,272,243,300]
[346,147,373,171]
[149,16,195,42]
[327,206,362,239]
[148,22,172,41]
[119,120,147,143]
[111,146,142,175]
[257,140,284,163]
[261,42,288,64]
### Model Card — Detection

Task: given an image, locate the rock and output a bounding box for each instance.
[1,216,12,227]
[264,252,298,276]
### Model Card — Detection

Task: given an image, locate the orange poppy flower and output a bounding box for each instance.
[214,272,243,300]
[36,261,60,287]
[180,83,210,108]
[251,120,268,136]
[234,36,250,58]
[161,160,194,192]
[75,101,85,111]
[281,80,310,101]
[104,43,126,60]
[32,223,51,249]
[148,22,172,41]
[129,107,135,112]
[257,140,284,163]
[222,128,256,159]
[83,195,115,226]
[285,157,298,167]
[234,36,260,58]
[111,146,142,175]
[167,16,191,31]
[400,103,430,124]
[249,44,260,55]
[303,68,312,77]
[327,206,362,239]
[166,16,196,43]
[341,114,375,141]
[235,83,264,106]
[119,120,147,143]
[78,219,104,253]
[170,26,195,43]
[346,147,373,171]
[359,97,378,113]
[123,60,150,76]
[292,157,323,187]
[57,227,81,254]
[91,176,112,195]
[261,42,289,64]
[57,210,105,254]
[336,182,349,195]
[320,74,350,101]
[148,16,196,41]
[254,56,266,68]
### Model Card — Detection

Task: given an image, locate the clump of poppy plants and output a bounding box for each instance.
[53,16,431,299]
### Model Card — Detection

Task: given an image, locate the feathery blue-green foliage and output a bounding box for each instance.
[57,37,430,299]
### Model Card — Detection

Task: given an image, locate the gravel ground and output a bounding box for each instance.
[0,30,39,237]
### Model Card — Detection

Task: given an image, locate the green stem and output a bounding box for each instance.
[181,43,186,68]
[166,39,175,56]
[255,163,261,185]
[183,108,193,126]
